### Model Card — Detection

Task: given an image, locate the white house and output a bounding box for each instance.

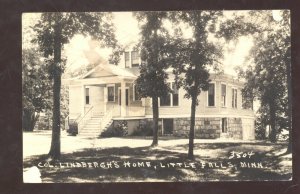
[64,50,255,140]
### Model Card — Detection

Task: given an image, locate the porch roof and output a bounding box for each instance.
[82,64,137,79]
[63,63,137,85]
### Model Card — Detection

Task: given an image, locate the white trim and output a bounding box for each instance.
[207,82,216,107]
[107,84,115,102]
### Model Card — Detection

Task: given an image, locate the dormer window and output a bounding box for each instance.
[125,52,130,68]
[131,51,139,67]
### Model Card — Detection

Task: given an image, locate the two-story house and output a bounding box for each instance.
[64,49,255,140]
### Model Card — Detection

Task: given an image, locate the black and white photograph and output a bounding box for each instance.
[22,10,292,183]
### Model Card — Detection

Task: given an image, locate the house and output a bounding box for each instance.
[64,49,255,140]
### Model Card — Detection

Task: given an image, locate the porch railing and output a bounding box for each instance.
[126,106,145,117]
[77,106,94,131]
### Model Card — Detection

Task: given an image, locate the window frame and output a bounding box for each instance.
[221,83,227,107]
[231,87,238,108]
[159,82,179,107]
[125,51,130,68]
[131,51,140,67]
[207,82,216,107]
[107,84,115,102]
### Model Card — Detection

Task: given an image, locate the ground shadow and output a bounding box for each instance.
[23,142,292,183]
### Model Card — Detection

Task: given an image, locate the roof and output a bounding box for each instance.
[82,63,137,79]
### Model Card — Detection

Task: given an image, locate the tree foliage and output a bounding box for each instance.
[32,12,117,159]
[134,12,172,146]
[219,11,291,144]
[170,11,223,159]
[22,48,52,131]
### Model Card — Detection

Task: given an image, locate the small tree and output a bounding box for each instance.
[172,11,223,159]
[134,12,171,146]
[32,12,117,159]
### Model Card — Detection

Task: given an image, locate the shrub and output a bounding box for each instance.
[131,120,153,136]
[100,121,128,137]
[67,120,78,136]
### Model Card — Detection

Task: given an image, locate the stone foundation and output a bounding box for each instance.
[114,117,244,139]
[174,118,221,139]
[227,118,243,139]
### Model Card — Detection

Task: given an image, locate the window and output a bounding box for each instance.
[107,86,115,102]
[208,83,215,106]
[125,52,130,68]
[133,84,141,101]
[131,51,139,67]
[163,119,174,135]
[172,82,179,106]
[221,84,226,107]
[160,93,171,106]
[232,88,237,108]
[85,88,90,104]
[159,82,179,106]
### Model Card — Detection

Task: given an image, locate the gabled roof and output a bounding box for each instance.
[82,63,137,79]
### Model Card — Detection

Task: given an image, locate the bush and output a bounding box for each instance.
[100,121,128,137]
[67,120,78,136]
[131,120,153,136]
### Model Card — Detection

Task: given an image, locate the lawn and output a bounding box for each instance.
[23,131,292,183]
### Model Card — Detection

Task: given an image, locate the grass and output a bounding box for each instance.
[23,131,292,183]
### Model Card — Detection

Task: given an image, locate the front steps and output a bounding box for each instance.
[79,114,112,137]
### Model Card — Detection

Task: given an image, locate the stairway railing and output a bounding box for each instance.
[100,106,114,130]
[77,106,94,131]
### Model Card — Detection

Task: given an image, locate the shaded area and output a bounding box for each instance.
[23,142,292,183]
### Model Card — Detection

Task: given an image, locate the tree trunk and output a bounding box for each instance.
[269,102,277,143]
[188,95,197,160]
[48,14,62,160]
[151,96,159,146]
[22,108,39,131]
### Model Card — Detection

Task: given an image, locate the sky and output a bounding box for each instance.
[23,11,283,76]
[63,11,254,76]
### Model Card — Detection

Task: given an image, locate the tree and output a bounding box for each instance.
[22,48,52,131]
[134,12,171,146]
[32,12,117,159]
[218,11,291,149]
[171,11,223,159]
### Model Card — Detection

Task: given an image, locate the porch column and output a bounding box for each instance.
[81,84,85,116]
[120,81,126,117]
